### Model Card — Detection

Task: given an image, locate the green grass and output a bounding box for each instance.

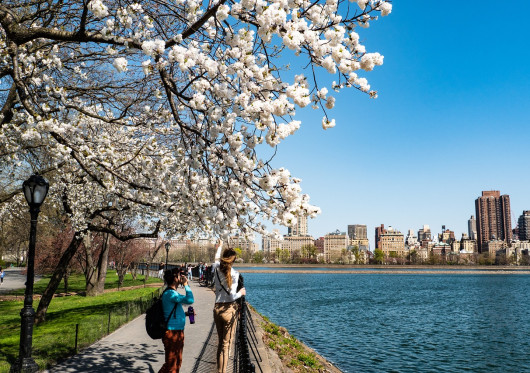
[0,272,163,372]
[260,317,323,372]
[8,270,163,296]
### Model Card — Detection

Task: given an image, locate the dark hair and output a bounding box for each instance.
[163,267,183,285]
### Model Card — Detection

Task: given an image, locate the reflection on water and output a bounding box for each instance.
[244,273,530,373]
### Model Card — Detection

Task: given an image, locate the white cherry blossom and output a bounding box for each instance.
[0,0,391,239]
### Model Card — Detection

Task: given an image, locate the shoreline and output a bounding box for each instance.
[248,305,343,373]
[236,264,530,275]
[239,269,530,274]
[236,263,530,269]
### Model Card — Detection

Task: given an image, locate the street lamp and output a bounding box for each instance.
[11,175,49,373]
[165,242,170,270]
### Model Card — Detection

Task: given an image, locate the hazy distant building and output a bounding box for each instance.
[460,233,477,253]
[405,229,418,246]
[475,191,512,252]
[226,235,258,252]
[438,229,455,245]
[375,224,386,249]
[468,215,477,240]
[348,224,367,240]
[262,230,285,254]
[485,239,508,256]
[518,211,530,241]
[284,235,315,257]
[418,225,432,246]
[350,238,370,251]
[288,215,308,237]
[380,226,405,258]
[314,237,325,255]
[324,230,349,262]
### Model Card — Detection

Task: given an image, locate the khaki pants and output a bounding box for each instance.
[213,302,238,373]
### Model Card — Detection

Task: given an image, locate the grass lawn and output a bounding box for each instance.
[0,272,163,372]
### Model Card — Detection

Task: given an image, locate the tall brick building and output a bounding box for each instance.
[518,211,530,241]
[475,191,512,253]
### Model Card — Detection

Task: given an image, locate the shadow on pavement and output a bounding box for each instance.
[46,343,160,373]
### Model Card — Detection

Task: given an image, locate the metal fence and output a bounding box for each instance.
[234,298,262,373]
[71,289,161,353]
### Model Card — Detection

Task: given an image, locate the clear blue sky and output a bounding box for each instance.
[263,1,530,248]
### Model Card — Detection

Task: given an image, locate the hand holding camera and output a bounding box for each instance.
[180,274,188,287]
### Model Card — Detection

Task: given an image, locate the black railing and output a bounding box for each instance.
[234,297,262,373]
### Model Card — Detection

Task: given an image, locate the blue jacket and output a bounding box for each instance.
[162,286,194,330]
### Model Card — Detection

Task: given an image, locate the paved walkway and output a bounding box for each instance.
[0,267,41,294]
[41,280,270,373]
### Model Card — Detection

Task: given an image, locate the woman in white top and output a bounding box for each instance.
[212,242,246,373]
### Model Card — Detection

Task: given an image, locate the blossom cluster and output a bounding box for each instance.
[0,0,391,239]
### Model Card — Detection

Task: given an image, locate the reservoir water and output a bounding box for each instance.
[242,272,530,372]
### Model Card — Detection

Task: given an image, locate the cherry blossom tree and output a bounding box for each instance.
[0,0,391,318]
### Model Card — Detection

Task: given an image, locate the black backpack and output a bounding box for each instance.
[145,289,178,339]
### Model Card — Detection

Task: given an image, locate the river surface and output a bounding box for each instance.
[241,272,530,372]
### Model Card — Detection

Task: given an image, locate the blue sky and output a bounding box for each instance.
[264,1,530,248]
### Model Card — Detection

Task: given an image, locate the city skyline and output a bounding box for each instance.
[263,188,529,252]
[261,2,530,246]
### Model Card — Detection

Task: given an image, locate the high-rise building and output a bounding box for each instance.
[417,225,432,244]
[475,191,512,253]
[468,215,477,240]
[288,214,308,236]
[348,224,367,240]
[518,211,530,241]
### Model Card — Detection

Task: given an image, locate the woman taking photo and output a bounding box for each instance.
[212,242,246,373]
[159,267,194,373]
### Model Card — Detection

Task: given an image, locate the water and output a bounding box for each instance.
[243,273,530,372]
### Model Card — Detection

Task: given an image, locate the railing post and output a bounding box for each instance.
[74,324,79,353]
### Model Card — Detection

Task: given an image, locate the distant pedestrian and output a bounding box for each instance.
[187,265,192,281]
[212,242,246,373]
[159,267,194,373]
[159,262,165,279]
[0,267,4,285]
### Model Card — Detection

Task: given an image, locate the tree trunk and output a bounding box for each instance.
[36,235,83,323]
[84,233,98,296]
[117,263,127,289]
[63,270,69,294]
[131,262,137,280]
[95,232,110,294]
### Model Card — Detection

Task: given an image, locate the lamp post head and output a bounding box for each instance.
[23,174,49,208]
[165,242,170,253]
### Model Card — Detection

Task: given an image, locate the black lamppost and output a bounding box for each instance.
[11,175,49,373]
[165,242,170,270]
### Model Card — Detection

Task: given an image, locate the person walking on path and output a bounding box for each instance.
[187,264,193,281]
[158,262,165,279]
[0,267,4,285]
[159,267,194,373]
[212,242,246,373]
